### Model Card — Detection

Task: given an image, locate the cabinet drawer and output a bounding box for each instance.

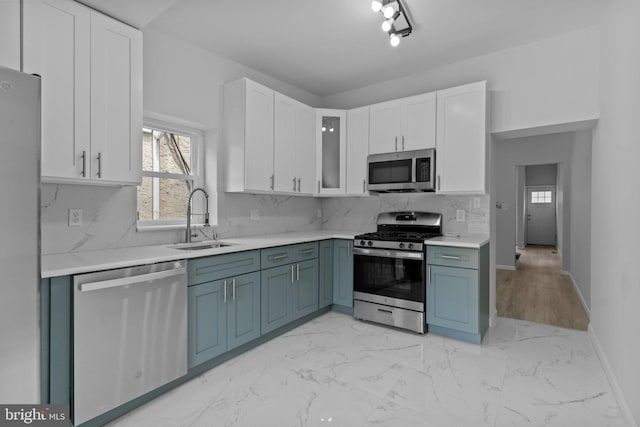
[427,246,478,269]
[188,250,260,285]
[261,246,294,269]
[291,242,319,263]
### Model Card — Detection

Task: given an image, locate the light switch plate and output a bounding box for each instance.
[250,209,260,220]
[69,209,82,227]
[473,197,481,209]
[456,209,466,222]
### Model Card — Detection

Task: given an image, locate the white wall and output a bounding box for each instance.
[591,0,640,424]
[323,27,600,134]
[525,164,557,186]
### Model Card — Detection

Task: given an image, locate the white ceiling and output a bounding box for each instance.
[80,0,605,97]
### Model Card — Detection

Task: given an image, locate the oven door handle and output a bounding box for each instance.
[352,247,424,260]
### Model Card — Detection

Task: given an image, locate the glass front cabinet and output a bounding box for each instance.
[315,109,346,195]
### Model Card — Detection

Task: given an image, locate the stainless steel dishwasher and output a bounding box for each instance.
[73,260,188,425]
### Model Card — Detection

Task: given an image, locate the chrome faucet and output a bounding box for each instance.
[185,187,210,243]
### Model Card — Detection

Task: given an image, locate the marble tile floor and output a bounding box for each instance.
[108,312,627,427]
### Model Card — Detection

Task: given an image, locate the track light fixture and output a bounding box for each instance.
[371,0,413,47]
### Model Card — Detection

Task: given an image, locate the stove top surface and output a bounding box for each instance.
[354,231,441,243]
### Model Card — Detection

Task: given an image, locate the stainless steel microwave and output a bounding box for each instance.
[367,148,436,193]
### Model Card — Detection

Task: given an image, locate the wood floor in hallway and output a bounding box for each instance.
[496,245,589,331]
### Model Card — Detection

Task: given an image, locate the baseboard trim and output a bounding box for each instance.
[496,264,516,271]
[588,325,638,427]
[562,270,591,319]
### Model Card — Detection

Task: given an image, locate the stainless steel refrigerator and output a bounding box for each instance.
[0,66,41,403]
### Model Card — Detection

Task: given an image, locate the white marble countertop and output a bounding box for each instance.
[41,230,362,278]
[426,235,490,248]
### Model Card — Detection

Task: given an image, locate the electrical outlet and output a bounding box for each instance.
[456,209,466,222]
[69,209,82,227]
[250,209,260,220]
[473,197,481,209]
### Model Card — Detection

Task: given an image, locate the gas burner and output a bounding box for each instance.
[354,211,443,252]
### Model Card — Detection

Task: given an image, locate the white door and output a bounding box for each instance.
[526,186,557,246]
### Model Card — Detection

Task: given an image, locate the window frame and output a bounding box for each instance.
[136,119,205,230]
[530,190,553,204]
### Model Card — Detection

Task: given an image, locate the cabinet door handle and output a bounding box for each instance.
[395,136,398,152]
[270,174,274,190]
[232,278,236,301]
[363,179,366,193]
[81,150,86,177]
[291,265,295,282]
[440,255,462,260]
[97,153,102,178]
[317,180,321,193]
[296,263,300,281]
[437,175,441,191]
[297,178,301,192]
[427,266,431,285]
[223,280,227,303]
[402,135,405,151]
[293,177,297,191]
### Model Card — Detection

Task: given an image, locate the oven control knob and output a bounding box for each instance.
[408,243,414,249]
[360,240,366,246]
[399,243,405,249]
[367,241,373,247]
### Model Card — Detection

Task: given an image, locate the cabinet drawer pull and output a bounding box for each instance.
[269,253,288,260]
[299,249,315,255]
[440,255,463,260]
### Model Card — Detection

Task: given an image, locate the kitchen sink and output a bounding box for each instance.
[169,241,234,251]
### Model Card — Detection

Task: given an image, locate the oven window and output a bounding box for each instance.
[369,159,412,184]
[354,254,424,303]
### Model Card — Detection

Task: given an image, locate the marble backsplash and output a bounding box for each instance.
[40,184,488,255]
[321,193,490,236]
[40,184,322,255]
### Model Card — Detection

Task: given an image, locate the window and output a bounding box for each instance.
[531,191,552,204]
[137,121,203,228]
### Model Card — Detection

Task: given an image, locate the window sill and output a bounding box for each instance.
[136,223,216,232]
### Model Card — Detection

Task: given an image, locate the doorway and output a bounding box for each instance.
[526,186,556,246]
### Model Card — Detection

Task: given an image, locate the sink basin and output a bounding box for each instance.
[169,241,234,251]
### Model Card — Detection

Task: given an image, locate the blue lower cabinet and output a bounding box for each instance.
[261,264,294,334]
[227,272,261,351]
[293,259,319,319]
[318,240,334,309]
[188,280,227,367]
[188,271,261,368]
[333,240,353,308]
[427,265,479,334]
[426,243,489,345]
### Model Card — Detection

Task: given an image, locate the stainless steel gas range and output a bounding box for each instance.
[353,211,442,334]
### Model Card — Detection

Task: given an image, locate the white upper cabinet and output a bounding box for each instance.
[23,0,91,182]
[89,11,142,184]
[369,91,436,155]
[436,81,487,194]
[346,106,369,196]
[316,109,346,195]
[224,78,275,193]
[23,0,142,185]
[273,93,315,194]
[0,0,20,70]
